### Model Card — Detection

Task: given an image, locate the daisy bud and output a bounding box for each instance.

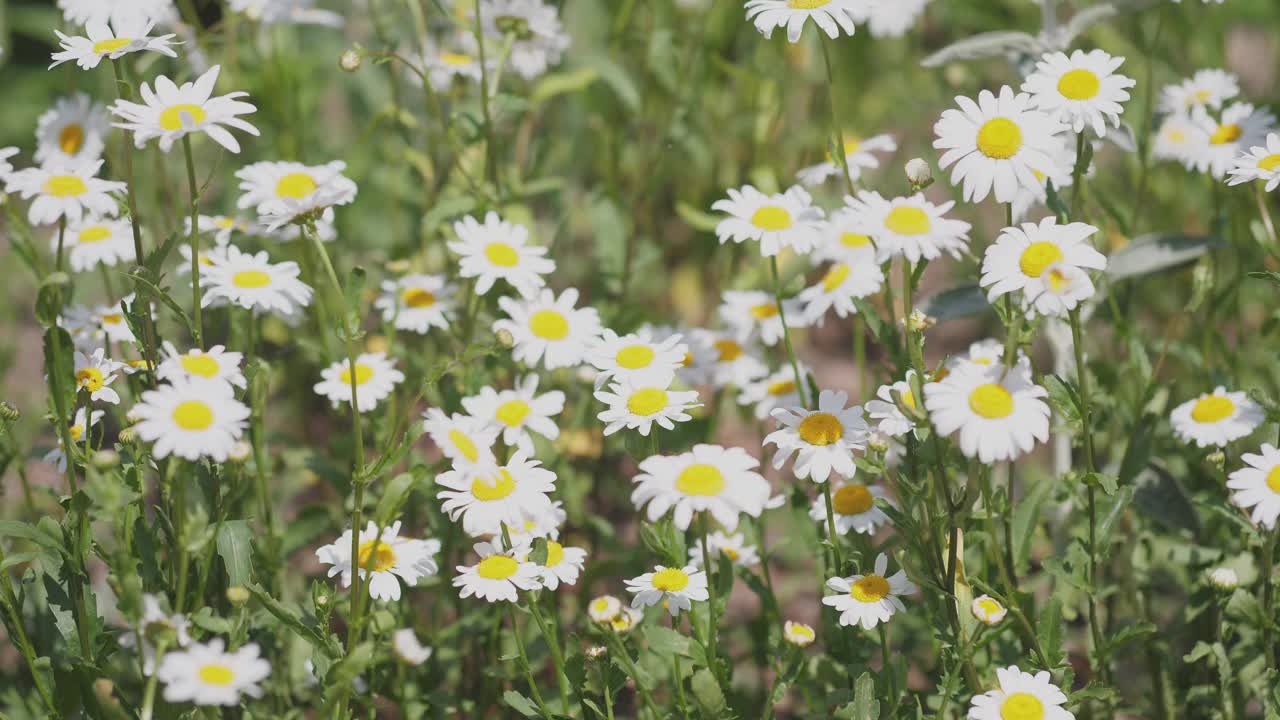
[585,645,608,659]
[125,408,142,425]
[228,441,253,463]
[385,259,412,274]
[905,309,936,332]
[1207,567,1239,591]
[496,327,515,348]
[971,594,1007,625]
[226,586,250,605]
[339,49,362,72]
[1206,449,1226,472]
[867,432,890,454]
[92,449,121,470]
[315,594,329,606]
[905,158,933,192]
[117,428,137,444]
[783,620,816,647]
[0,400,19,421]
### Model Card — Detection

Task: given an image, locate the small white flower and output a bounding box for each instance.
[461,375,564,455]
[864,371,920,438]
[494,288,602,370]
[61,295,144,347]
[414,32,488,91]
[520,539,587,590]
[50,16,178,70]
[799,258,884,325]
[43,407,104,472]
[112,65,259,154]
[199,245,313,319]
[315,520,441,602]
[391,629,433,665]
[157,342,245,389]
[436,452,557,536]
[943,338,1009,376]
[453,542,543,603]
[1021,49,1135,137]
[57,0,176,26]
[588,328,688,389]
[811,207,879,266]
[683,330,768,388]
[73,347,127,404]
[687,530,759,568]
[924,359,1050,464]
[234,160,357,230]
[1226,132,1280,192]
[226,0,344,26]
[822,553,916,630]
[796,134,897,187]
[864,0,929,38]
[765,389,869,483]
[625,565,709,617]
[313,352,405,413]
[631,444,771,530]
[1158,69,1238,115]
[1153,114,1200,167]
[744,0,862,43]
[1188,102,1278,179]
[966,666,1074,720]
[1207,567,1240,591]
[131,377,250,462]
[450,211,556,298]
[1227,444,1280,529]
[971,595,1007,626]
[422,408,500,467]
[783,620,816,647]
[737,366,806,420]
[588,595,623,623]
[1171,387,1264,448]
[713,185,825,257]
[57,216,135,272]
[719,290,809,348]
[595,379,701,437]
[35,94,110,164]
[979,217,1106,318]
[375,274,458,334]
[4,159,125,226]
[188,214,257,245]
[810,480,892,536]
[119,593,191,676]
[844,191,971,264]
[157,639,270,707]
[475,0,570,80]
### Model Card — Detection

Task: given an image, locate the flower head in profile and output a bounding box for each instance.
[1170,387,1264,448]
[315,521,441,602]
[1021,49,1135,137]
[980,218,1106,318]
[157,639,271,707]
[631,444,771,530]
[61,295,144,347]
[36,94,109,164]
[461,375,564,455]
[74,347,127,404]
[1227,444,1280,529]
[588,595,623,624]
[422,408,500,467]
[1226,132,1280,192]
[391,629,433,666]
[235,160,357,230]
[313,353,405,413]
[626,565,709,617]
[966,666,1074,720]
[494,288,602,370]
[520,538,587,590]
[50,15,178,70]
[131,377,250,462]
[744,0,863,43]
[43,407,104,472]
[719,290,808,348]
[157,342,245,389]
[924,359,1049,463]
[783,620,816,647]
[449,211,556,298]
[4,159,125,226]
[796,134,897,187]
[684,330,768,388]
[687,530,760,568]
[765,389,869,483]
[453,542,542,602]
[713,185,825,257]
[865,371,921,438]
[475,0,570,80]
[375,274,457,335]
[845,191,971,264]
[971,595,1007,626]
[809,480,892,536]
[799,257,884,325]
[738,366,806,420]
[822,553,916,630]
[112,65,259,153]
[414,32,488,91]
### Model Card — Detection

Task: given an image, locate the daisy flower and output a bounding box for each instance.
[43,407,104,472]
[971,595,1007,626]
[967,666,1074,720]
[944,338,1010,377]
[226,0,343,26]
[35,94,109,164]
[684,330,769,388]
[199,245,313,318]
[811,207,879,265]
[631,444,771,529]
[422,408,500,467]
[119,594,191,676]
[713,185,825,257]
[625,565,709,617]
[313,352,405,413]
[1153,114,1200,167]
[131,377,250,462]
[980,218,1106,317]
[375,274,457,334]
[315,520,441,602]
[595,379,701,437]
[687,530,760,568]
[1228,444,1280,529]
[799,258,884,324]
[50,16,178,71]
[588,328,688,389]
[392,629,433,666]
[765,389,869,483]
[1226,132,1280,192]
[588,595,623,623]
[188,214,256,245]
[864,371,920,438]
[521,539,587,590]
[111,65,259,154]
[461,375,564,455]
[1189,102,1278,179]
[436,452,557,536]
[1021,50,1135,137]
[494,288,602,370]
[845,191,971,264]
[1010,136,1075,223]
[1170,387,1264,447]
[61,296,141,347]
[57,0,176,26]
[453,542,542,602]
[499,500,567,547]
[810,480,892,536]
[157,342,245,389]
[415,32,487,91]
[744,0,862,43]
[157,640,270,707]
[234,160,357,230]
[4,159,125,226]
[58,216,134,272]
[783,620,816,647]
[608,607,644,634]
[796,134,897,187]
[475,0,570,80]
[449,211,555,297]
[823,553,916,630]
[933,86,1067,204]
[719,290,808,348]
[737,365,806,420]
[1158,69,1238,115]
[74,348,127,404]
[924,359,1050,463]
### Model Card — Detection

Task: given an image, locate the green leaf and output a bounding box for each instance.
[127,271,195,338]
[35,272,72,327]
[1116,414,1156,487]
[1133,464,1199,533]
[326,642,373,691]
[588,55,640,111]
[1107,233,1222,279]
[529,537,549,566]
[502,690,542,718]
[1105,621,1155,653]
[1038,597,1065,667]
[215,520,254,588]
[643,625,690,657]
[530,67,600,104]
[246,583,336,656]
[852,672,880,720]
[691,669,726,715]
[918,284,989,322]
[676,202,720,233]
[374,472,418,528]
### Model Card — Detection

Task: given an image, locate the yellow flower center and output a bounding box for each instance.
[1190,395,1235,424]
[977,117,1023,159]
[274,172,317,199]
[79,225,112,244]
[529,310,569,340]
[59,123,86,155]
[543,541,565,567]
[767,380,796,396]
[822,263,851,292]
[1258,154,1280,172]
[1044,266,1070,292]
[357,540,398,572]
[1210,124,1242,145]
[841,233,872,248]
[159,103,208,132]
[172,400,214,431]
[900,389,917,409]
[751,303,779,319]
[616,344,655,369]
[484,242,520,267]
[721,546,740,561]
[477,555,519,580]
[832,484,874,515]
[101,313,124,325]
[1266,466,1280,494]
[1057,68,1101,100]
[968,384,1014,419]
[338,363,374,386]
[626,388,669,416]
[449,430,480,462]
[215,217,238,229]
[402,288,436,308]
[470,469,515,501]
[652,568,690,592]
[76,367,105,392]
[496,399,531,427]
[180,354,220,378]
[1000,692,1045,720]
[751,206,793,231]
[977,598,1003,616]
[197,664,235,687]
[788,0,830,7]
[675,464,726,496]
[232,270,271,288]
[92,37,133,54]
[797,412,843,446]
[1018,241,1065,278]
[43,175,88,198]
[1193,89,1212,105]
[789,624,815,641]
[440,51,473,66]
[884,206,931,236]
[69,423,85,441]
[714,339,743,362]
[1164,128,1187,143]
[849,574,890,602]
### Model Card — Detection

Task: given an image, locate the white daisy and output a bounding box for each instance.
[595,379,701,437]
[61,296,142,347]
[713,185,825,257]
[4,159,125,226]
[157,639,270,707]
[822,553,916,630]
[967,666,1074,720]
[980,218,1106,318]
[1227,444,1280,529]
[494,288,602,370]
[188,214,257,245]
[765,389,869,483]
[35,94,110,164]
[631,444,771,530]
[737,365,806,420]
[810,480,892,536]
[57,216,134,272]
[1158,69,1239,115]
[1010,135,1076,223]
[588,328,688,389]
[845,191,971,264]
[436,452,557,536]
[315,520,441,602]
[719,290,808,348]
[43,407,104,472]
[625,565,709,617]
[422,408,500,467]
[119,593,191,676]
[234,160,357,230]
[744,0,862,43]
[971,595,1007,626]
[811,207,879,265]
[499,500,567,547]
[157,342,246,389]
[1153,113,1200,167]
[476,0,570,80]
[375,274,458,334]
[461,375,564,455]
[943,338,1011,377]
[783,620,816,647]
[452,542,543,603]
[1189,102,1278,179]
[449,211,556,297]
[796,134,897,187]
[415,32,487,91]
[73,347,127,404]
[683,330,769,388]
[864,371,921,438]
[799,257,884,324]
[1170,387,1264,448]
[933,86,1068,204]
[131,377,250,462]
[50,16,179,71]
[199,245,313,318]
[57,0,176,26]
[111,65,259,154]
[391,629,433,666]
[588,595,623,623]
[924,359,1050,463]
[1021,50,1135,137]
[520,539,587,590]
[1226,132,1280,192]
[687,530,760,568]
[313,352,405,413]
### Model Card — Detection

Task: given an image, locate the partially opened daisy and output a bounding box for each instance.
[199,245,313,318]
[58,216,134,272]
[422,408,500,467]
[823,553,915,629]
[980,218,1106,317]
[449,211,555,297]
[1153,114,1201,167]
[314,352,405,413]
[1021,49,1135,137]
[713,185,825,257]
[588,595,623,623]
[684,330,769,388]
[131,377,250,462]
[737,365,806,420]
[61,296,142,347]
[864,370,921,438]
[924,359,1050,463]
[157,342,246,389]
[453,542,542,602]
[1227,444,1280,529]
[595,379,701,437]
[810,480,891,535]
[744,0,861,43]
[375,274,457,334]
[934,86,1067,204]
[1010,135,1075,223]
[783,621,816,647]
[588,328,688,389]
[74,348,127,404]
[4,159,125,226]
[687,531,760,568]
[461,376,564,455]
[436,452,557,536]
[799,258,884,324]
[157,640,270,707]
[626,565,709,617]
[765,389,869,483]
[1158,69,1239,115]
[1170,387,1264,447]
[234,160,357,230]
[499,500,566,547]
[943,338,1010,377]
[493,288,602,370]
[845,191,971,264]
[111,65,259,154]
[119,594,191,676]
[1189,103,1278,178]
[967,666,1074,720]
[796,134,897,187]
[415,32,487,91]
[44,407,104,472]
[521,539,587,590]
[971,595,1008,626]
[631,444,771,529]
[189,214,257,245]
[1226,132,1280,192]
[315,520,440,601]
[50,15,179,70]
[719,289,808,347]
[36,94,109,164]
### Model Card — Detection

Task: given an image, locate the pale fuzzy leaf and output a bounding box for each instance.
[921,31,1044,67]
[1106,234,1222,279]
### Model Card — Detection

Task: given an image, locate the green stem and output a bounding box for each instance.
[769,256,809,408]
[180,134,203,348]
[1263,523,1279,688]
[472,1,501,195]
[526,596,574,715]
[508,604,554,720]
[698,512,722,680]
[671,621,691,720]
[55,218,67,273]
[817,38,856,197]
[1255,182,1279,255]
[0,547,60,716]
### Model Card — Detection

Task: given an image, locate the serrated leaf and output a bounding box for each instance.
[643,625,690,657]
[215,520,254,588]
[691,669,725,714]
[502,690,542,718]
[1038,597,1065,666]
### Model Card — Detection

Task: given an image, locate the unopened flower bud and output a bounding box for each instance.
[971,594,1007,625]
[585,645,607,659]
[496,328,515,348]
[340,49,362,72]
[905,158,933,192]
[1206,450,1225,472]
[228,441,252,463]
[1207,567,1238,591]
[867,432,890,454]
[226,586,251,605]
[316,594,329,606]
[118,428,137,444]
[92,449,121,470]
[0,400,19,421]
[904,309,936,332]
